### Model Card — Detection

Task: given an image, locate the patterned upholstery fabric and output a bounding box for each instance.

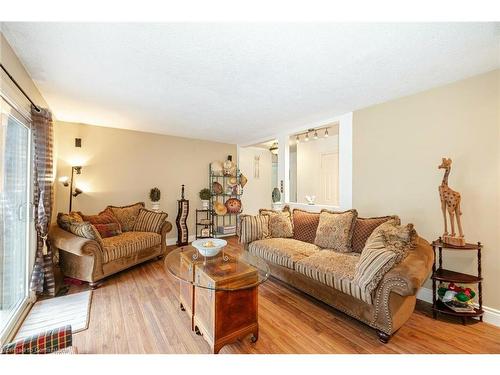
[132,208,168,233]
[102,231,162,263]
[239,214,270,244]
[1,325,72,354]
[93,222,122,238]
[56,212,83,231]
[78,212,122,237]
[259,206,293,238]
[314,209,358,252]
[68,222,103,246]
[351,215,400,253]
[102,202,145,232]
[248,238,319,269]
[353,219,416,302]
[292,209,320,244]
[295,250,370,303]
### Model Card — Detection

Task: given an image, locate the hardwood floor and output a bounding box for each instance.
[70,238,500,354]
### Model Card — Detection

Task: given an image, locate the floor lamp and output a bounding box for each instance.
[60,166,83,212]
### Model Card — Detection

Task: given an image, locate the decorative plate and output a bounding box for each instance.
[214,201,228,215]
[212,181,223,195]
[225,198,242,214]
[240,174,248,188]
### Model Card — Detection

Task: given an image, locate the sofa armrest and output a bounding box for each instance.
[379,236,434,297]
[49,225,104,259]
[160,220,173,253]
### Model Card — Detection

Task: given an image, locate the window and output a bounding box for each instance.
[0,96,32,342]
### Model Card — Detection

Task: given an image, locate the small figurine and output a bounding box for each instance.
[438,158,465,246]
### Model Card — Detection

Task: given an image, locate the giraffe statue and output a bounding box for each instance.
[438,158,465,245]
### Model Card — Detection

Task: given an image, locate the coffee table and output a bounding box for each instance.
[164,245,270,354]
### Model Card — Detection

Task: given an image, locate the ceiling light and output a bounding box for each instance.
[269,142,279,155]
[324,128,329,138]
[305,133,309,142]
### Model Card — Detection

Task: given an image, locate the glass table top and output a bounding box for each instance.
[164,245,270,291]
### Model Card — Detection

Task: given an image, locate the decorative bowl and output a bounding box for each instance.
[191,239,227,257]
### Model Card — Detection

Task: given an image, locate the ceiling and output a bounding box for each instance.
[2,23,499,144]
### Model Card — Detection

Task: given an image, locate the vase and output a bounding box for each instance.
[202,200,209,209]
[151,201,160,212]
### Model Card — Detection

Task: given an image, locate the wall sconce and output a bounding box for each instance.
[59,166,83,212]
[269,142,279,155]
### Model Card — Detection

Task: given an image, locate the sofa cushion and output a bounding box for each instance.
[78,212,122,237]
[133,208,168,233]
[351,216,400,253]
[292,209,320,244]
[248,238,320,269]
[56,212,83,231]
[68,222,103,246]
[93,223,122,238]
[353,219,416,302]
[102,202,145,232]
[314,209,358,252]
[259,206,293,238]
[239,214,270,244]
[102,231,161,263]
[294,250,370,303]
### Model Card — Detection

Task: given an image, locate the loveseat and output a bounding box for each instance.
[49,202,172,288]
[240,207,433,342]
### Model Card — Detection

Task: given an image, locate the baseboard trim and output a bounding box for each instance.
[417,287,500,327]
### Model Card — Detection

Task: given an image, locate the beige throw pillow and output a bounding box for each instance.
[353,219,417,300]
[259,206,293,238]
[313,209,358,252]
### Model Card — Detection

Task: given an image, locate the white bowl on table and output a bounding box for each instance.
[191,239,227,257]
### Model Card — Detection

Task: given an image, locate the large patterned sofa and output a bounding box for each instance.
[240,207,433,343]
[49,202,172,288]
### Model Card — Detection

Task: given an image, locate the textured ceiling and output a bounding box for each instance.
[2,23,499,144]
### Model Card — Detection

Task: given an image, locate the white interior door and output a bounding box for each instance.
[319,152,339,206]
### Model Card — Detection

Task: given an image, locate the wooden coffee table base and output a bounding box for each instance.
[193,285,259,354]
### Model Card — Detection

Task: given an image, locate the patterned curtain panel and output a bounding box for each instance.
[29,105,55,296]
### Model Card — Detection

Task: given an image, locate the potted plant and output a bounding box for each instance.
[150,187,161,211]
[199,188,211,209]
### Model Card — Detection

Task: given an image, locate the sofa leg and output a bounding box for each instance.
[377,330,391,343]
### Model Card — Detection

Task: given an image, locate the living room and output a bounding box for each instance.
[1,1,499,372]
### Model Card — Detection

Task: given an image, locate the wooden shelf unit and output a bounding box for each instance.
[431,238,483,325]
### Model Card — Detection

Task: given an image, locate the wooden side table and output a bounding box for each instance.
[431,238,483,324]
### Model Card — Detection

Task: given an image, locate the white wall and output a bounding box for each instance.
[238,147,272,215]
[353,69,500,310]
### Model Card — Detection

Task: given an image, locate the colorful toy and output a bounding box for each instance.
[437,283,475,303]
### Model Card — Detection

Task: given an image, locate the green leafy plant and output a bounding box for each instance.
[199,188,211,200]
[149,187,161,202]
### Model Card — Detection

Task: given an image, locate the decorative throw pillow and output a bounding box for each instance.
[93,223,122,238]
[351,215,400,253]
[102,202,145,232]
[292,209,320,244]
[353,219,417,300]
[239,214,270,244]
[57,212,83,231]
[133,208,168,233]
[68,221,103,246]
[314,209,358,252]
[259,206,293,238]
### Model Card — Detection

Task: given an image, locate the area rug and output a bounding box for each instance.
[15,290,92,340]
